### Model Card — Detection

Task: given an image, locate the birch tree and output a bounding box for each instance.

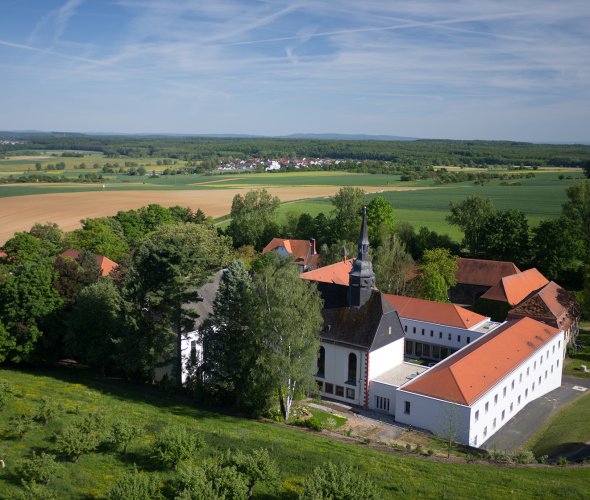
[249,254,323,420]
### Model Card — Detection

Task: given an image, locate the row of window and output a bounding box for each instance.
[404,325,471,344]
[375,395,390,411]
[405,340,457,360]
[317,381,355,400]
[474,361,560,424]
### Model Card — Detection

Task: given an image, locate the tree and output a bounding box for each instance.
[419,248,457,302]
[10,414,34,440]
[34,398,60,425]
[2,232,45,265]
[127,224,232,384]
[447,196,495,256]
[55,422,100,462]
[29,223,65,252]
[18,482,58,500]
[0,260,62,363]
[227,189,280,249]
[176,459,248,500]
[532,217,585,280]
[562,180,590,263]
[68,217,129,261]
[54,251,101,304]
[331,187,365,242]
[0,379,16,411]
[106,466,162,500]
[373,233,414,295]
[223,448,278,498]
[366,195,395,245]
[480,209,531,265]
[109,418,142,455]
[295,213,315,240]
[201,261,254,406]
[152,426,205,469]
[247,254,324,420]
[300,462,377,499]
[16,452,61,486]
[66,279,127,376]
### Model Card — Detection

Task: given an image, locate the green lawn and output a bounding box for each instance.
[564,327,590,379]
[1,368,589,499]
[528,393,590,459]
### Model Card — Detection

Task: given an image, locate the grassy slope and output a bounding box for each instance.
[0,368,589,499]
[564,327,590,379]
[528,393,590,458]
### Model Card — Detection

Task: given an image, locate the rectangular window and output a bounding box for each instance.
[552,345,555,353]
[551,365,554,373]
[525,388,528,398]
[483,426,487,437]
[538,376,541,384]
[510,403,513,412]
[485,402,489,413]
[430,330,434,337]
[439,331,442,339]
[494,394,498,405]
[432,345,440,359]
[519,373,523,383]
[534,361,537,369]
[501,410,505,421]
[405,340,414,355]
[404,401,411,414]
[474,435,478,446]
[559,340,561,348]
[493,418,497,429]
[467,337,471,344]
[457,335,461,343]
[527,367,530,376]
[503,387,507,397]
[511,380,515,390]
[518,395,521,404]
[346,388,355,400]
[448,333,452,341]
[376,396,390,411]
[325,383,334,394]
[441,347,448,359]
[415,343,423,357]
[421,328,425,336]
[413,327,416,334]
[422,344,431,358]
[475,410,479,422]
[532,382,535,391]
[335,385,344,397]
[404,325,408,332]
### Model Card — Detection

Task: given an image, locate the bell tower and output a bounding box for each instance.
[348,206,375,307]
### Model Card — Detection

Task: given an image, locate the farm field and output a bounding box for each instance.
[1,368,589,499]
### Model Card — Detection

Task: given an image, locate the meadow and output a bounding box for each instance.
[1,368,589,499]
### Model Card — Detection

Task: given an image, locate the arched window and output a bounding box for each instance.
[317,346,325,377]
[347,353,357,385]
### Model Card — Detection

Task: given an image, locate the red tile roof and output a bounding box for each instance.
[300,259,353,286]
[455,258,520,287]
[262,238,318,269]
[384,294,487,329]
[59,249,118,277]
[507,281,580,332]
[0,251,7,259]
[480,268,549,306]
[400,317,560,405]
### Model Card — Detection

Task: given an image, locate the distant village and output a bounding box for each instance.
[217,157,348,171]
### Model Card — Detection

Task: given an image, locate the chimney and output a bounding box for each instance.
[309,238,316,256]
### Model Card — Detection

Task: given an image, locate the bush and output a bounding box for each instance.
[0,380,16,410]
[152,426,205,469]
[55,422,100,462]
[106,466,162,500]
[305,417,324,432]
[16,452,60,485]
[176,459,248,500]
[514,450,536,464]
[35,398,60,425]
[324,417,337,431]
[18,481,58,500]
[300,462,378,499]
[10,414,34,440]
[557,456,568,466]
[221,448,278,497]
[110,418,143,455]
[487,449,514,464]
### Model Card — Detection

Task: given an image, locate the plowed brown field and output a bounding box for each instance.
[0,185,425,244]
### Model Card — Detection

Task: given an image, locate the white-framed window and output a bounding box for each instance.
[494,394,498,405]
[457,335,461,343]
[493,418,497,429]
[501,410,505,421]
[474,435,478,446]
[483,426,487,437]
[511,380,515,390]
[503,387,507,397]
[404,401,411,415]
[475,410,479,422]
[485,402,489,413]
[375,395,390,411]
[510,403,513,412]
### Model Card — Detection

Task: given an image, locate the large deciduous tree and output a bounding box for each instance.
[68,217,129,261]
[447,196,495,256]
[479,209,531,265]
[127,223,232,384]
[366,195,395,245]
[373,233,414,295]
[418,248,457,302]
[331,187,366,242]
[248,254,324,420]
[562,180,590,263]
[227,189,280,249]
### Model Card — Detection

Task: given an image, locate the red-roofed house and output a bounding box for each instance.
[390,317,564,446]
[59,249,118,277]
[507,281,580,347]
[262,238,320,272]
[300,259,353,286]
[383,294,500,362]
[450,258,521,304]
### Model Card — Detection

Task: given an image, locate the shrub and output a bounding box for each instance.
[110,418,143,455]
[10,414,34,440]
[300,462,378,500]
[557,456,568,466]
[324,417,337,431]
[18,481,58,500]
[305,417,324,432]
[427,449,434,456]
[514,450,536,464]
[487,449,513,464]
[537,454,549,464]
[106,466,162,500]
[222,448,278,497]
[152,426,205,469]
[0,380,16,411]
[176,459,248,500]
[35,398,60,425]
[55,422,100,462]
[16,452,60,485]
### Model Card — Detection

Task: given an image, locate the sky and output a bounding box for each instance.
[0,1,589,142]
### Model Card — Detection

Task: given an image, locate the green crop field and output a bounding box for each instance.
[1,368,589,499]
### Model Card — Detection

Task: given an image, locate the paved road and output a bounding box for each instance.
[483,376,590,451]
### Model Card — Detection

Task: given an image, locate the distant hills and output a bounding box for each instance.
[282,133,418,141]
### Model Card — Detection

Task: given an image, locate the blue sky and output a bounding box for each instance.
[1,1,589,142]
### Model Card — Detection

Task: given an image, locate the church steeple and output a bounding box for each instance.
[348,206,375,307]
